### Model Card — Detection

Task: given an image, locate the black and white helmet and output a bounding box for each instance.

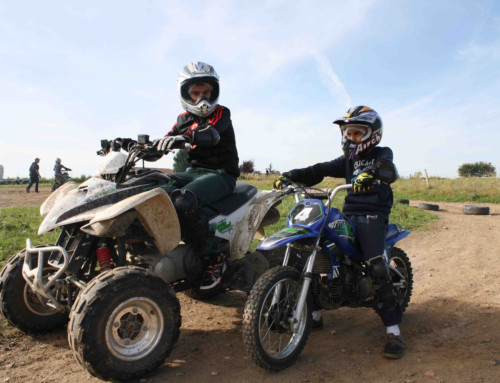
[177,61,220,117]
[334,105,383,159]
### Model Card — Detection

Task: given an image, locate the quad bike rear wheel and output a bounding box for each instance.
[68,266,181,381]
[0,248,68,333]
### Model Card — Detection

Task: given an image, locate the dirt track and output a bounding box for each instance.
[0,187,499,382]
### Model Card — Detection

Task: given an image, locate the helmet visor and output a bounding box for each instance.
[180,77,219,106]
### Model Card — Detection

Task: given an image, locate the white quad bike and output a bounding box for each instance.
[0,135,287,381]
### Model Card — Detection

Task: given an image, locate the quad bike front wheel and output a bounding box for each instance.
[68,266,181,381]
[0,248,68,333]
[243,266,312,371]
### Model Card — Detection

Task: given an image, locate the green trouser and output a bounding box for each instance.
[167,168,236,256]
[168,167,236,207]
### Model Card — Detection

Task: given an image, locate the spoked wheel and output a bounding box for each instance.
[243,266,312,371]
[388,247,413,312]
[68,267,181,381]
[0,248,68,333]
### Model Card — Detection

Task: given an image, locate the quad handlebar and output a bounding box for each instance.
[97,134,192,183]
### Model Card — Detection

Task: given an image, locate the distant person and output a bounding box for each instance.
[51,158,72,192]
[274,106,404,359]
[54,158,71,181]
[26,158,41,193]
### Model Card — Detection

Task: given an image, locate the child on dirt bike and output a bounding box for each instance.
[155,61,239,288]
[274,105,405,359]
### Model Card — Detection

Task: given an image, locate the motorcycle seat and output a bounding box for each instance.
[208,182,258,215]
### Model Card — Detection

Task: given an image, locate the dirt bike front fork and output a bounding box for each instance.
[273,243,317,333]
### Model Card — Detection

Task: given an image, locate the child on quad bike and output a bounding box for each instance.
[124,61,239,289]
[274,105,405,359]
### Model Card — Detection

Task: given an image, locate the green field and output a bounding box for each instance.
[2,175,498,267]
[0,207,60,266]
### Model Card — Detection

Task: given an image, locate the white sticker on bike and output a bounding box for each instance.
[294,207,314,222]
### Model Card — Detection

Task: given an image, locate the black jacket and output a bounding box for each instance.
[29,162,39,179]
[167,106,240,177]
[288,146,395,216]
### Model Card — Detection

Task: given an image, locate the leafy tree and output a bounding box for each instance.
[266,163,276,175]
[458,162,496,177]
[240,160,255,174]
[173,150,190,173]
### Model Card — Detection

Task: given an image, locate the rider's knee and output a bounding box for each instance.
[171,189,197,214]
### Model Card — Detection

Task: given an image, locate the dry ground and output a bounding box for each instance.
[0,187,499,382]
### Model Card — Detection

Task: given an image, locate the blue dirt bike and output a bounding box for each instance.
[243,183,413,371]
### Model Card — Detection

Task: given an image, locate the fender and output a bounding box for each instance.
[257,225,316,251]
[229,190,286,261]
[80,188,181,256]
[40,181,78,216]
[385,224,411,252]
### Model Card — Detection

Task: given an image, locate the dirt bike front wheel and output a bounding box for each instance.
[243,266,312,371]
[68,266,181,381]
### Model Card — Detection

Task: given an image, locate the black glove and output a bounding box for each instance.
[353,170,375,193]
[273,172,293,190]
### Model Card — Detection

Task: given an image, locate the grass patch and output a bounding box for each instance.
[0,207,59,267]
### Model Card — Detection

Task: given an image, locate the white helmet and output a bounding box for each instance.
[177,61,219,117]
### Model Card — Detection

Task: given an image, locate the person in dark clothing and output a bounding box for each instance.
[26,158,41,193]
[154,61,239,288]
[54,158,71,176]
[274,105,405,359]
[54,158,71,181]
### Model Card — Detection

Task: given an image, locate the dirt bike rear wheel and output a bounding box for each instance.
[389,247,413,312]
[243,266,312,371]
[68,266,181,381]
[0,248,68,333]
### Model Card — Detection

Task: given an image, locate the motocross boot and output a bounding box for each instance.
[367,255,397,312]
[171,189,224,287]
[383,334,406,359]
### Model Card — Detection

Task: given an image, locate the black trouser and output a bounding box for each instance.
[27,176,39,192]
[348,213,402,327]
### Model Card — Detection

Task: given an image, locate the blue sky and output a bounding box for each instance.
[1,0,499,179]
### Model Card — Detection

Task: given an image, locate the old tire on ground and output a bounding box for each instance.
[395,199,410,205]
[389,247,413,312]
[0,249,68,333]
[463,205,490,215]
[68,266,181,382]
[418,202,439,211]
[243,266,312,371]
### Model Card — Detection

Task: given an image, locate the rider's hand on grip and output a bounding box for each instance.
[154,135,185,152]
[273,172,293,190]
[353,170,375,193]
